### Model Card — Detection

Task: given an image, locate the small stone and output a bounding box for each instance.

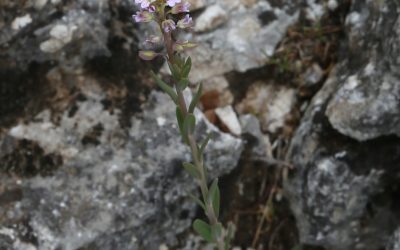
[186,0,206,11]
[11,14,32,30]
[327,0,338,11]
[215,105,242,136]
[194,5,228,33]
[302,63,324,86]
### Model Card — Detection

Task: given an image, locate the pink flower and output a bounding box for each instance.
[177,14,193,29]
[171,2,190,14]
[162,19,176,33]
[132,11,153,22]
[134,0,155,9]
[166,0,181,7]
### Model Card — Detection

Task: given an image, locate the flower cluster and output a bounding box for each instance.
[132,0,195,61]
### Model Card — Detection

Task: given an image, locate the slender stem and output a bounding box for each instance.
[162,30,226,250]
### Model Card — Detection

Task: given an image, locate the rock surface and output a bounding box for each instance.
[285,0,400,249]
[0,83,243,250]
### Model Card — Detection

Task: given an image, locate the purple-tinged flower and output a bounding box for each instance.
[171,2,190,14]
[173,40,197,52]
[145,5,156,12]
[132,11,153,23]
[134,0,154,9]
[177,14,193,29]
[162,19,176,33]
[166,0,181,7]
[138,50,159,60]
[144,35,161,44]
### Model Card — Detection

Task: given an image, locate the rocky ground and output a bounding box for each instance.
[1,0,400,250]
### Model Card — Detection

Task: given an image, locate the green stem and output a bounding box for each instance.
[162,30,226,250]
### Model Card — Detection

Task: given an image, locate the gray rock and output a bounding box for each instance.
[285,68,400,250]
[387,228,400,250]
[285,2,400,248]
[180,0,300,82]
[325,0,400,141]
[0,84,243,250]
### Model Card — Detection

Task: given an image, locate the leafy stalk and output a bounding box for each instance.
[159,26,227,250]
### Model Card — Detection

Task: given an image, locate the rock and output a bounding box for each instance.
[0,78,243,249]
[387,228,400,250]
[302,63,324,87]
[194,4,228,33]
[11,14,32,31]
[215,105,242,136]
[285,8,400,249]
[285,68,400,250]
[180,0,300,82]
[201,75,234,108]
[236,82,296,133]
[325,0,400,141]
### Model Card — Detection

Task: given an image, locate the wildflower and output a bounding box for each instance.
[138,50,159,60]
[166,0,181,7]
[177,14,193,29]
[173,40,197,52]
[171,2,190,14]
[135,0,151,9]
[132,11,153,22]
[162,19,176,33]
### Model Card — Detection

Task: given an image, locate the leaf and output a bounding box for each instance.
[177,78,190,90]
[199,132,213,154]
[208,179,220,218]
[150,71,178,104]
[188,83,203,113]
[183,114,196,137]
[167,61,181,80]
[181,56,192,78]
[193,219,213,242]
[188,193,206,211]
[182,162,200,179]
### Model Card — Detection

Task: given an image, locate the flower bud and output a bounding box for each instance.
[177,14,193,29]
[162,19,176,33]
[139,50,158,60]
[173,40,197,52]
[132,11,153,23]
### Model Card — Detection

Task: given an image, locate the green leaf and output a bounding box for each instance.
[181,57,192,78]
[150,71,178,104]
[193,219,213,242]
[167,62,181,80]
[199,132,213,154]
[188,83,203,113]
[177,78,190,90]
[182,162,200,179]
[208,179,220,218]
[183,114,196,136]
[188,193,206,211]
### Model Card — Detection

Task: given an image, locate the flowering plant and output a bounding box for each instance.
[132,0,233,249]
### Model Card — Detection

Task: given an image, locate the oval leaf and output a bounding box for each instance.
[193,219,212,242]
[150,71,178,104]
[188,83,203,113]
[182,162,200,179]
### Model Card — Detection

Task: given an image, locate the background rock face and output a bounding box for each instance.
[285,1,400,250]
[1,0,400,249]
